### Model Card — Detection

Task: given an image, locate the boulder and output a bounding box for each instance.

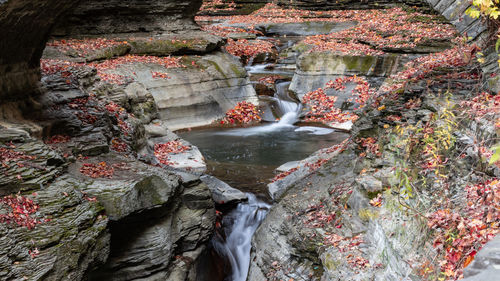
[200,175,248,205]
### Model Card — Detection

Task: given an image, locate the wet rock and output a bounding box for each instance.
[200,175,248,205]
[88,177,215,281]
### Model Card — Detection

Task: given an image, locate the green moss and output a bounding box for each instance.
[230,63,246,77]
[358,208,379,221]
[206,60,228,79]
[343,56,375,73]
[129,39,205,56]
[292,42,313,54]
[323,253,341,271]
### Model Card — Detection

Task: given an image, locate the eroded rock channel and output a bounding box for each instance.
[0,1,499,281]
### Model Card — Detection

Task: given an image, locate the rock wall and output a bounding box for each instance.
[98,51,258,131]
[423,0,500,92]
[200,0,434,15]
[0,0,203,103]
[0,0,79,102]
[52,0,203,36]
[272,0,432,10]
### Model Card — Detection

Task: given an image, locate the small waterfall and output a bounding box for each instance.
[277,111,298,125]
[274,81,298,112]
[213,194,270,281]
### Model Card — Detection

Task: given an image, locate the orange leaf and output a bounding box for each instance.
[463,254,474,268]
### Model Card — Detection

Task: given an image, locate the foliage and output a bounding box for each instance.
[220,101,261,124]
[200,0,236,13]
[0,194,46,229]
[44,135,71,144]
[154,141,191,166]
[466,0,500,19]
[270,167,298,183]
[0,145,36,165]
[41,54,184,85]
[427,179,499,279]
[380,42,478,95]
[80,162,115,178]
[47,38,127,57]
[465,0,500,65]
[302,7,455,55]
[225,39,274,63]
[357,137,382,158]
[257,75,283,86]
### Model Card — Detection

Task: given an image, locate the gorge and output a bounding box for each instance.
[0,0,499,281]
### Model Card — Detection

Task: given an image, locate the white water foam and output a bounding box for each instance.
[294,126,335,135]
[214,194,270,281]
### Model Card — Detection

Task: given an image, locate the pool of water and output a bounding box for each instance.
[179,124,348,198]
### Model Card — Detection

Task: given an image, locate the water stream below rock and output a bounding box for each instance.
[181,32,348,281]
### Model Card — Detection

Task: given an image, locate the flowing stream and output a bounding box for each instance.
[212,194,271,281]
[183,34,348,281]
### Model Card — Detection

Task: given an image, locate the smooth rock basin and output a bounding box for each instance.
[179,124,349,198]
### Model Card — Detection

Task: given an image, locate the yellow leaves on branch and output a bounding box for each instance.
[466,0,500,20]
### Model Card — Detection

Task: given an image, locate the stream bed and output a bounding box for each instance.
[181,122,348,281]
[180,26,350,281]
[180,124,348,198]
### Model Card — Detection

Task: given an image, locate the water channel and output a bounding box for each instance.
[180,33,348,281]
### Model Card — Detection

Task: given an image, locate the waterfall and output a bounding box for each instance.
[213,194,270,281]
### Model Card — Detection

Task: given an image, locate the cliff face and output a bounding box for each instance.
[0,0,203,103]
[51,0,203,36]
[199,0,433,15]
[0,0,79,101]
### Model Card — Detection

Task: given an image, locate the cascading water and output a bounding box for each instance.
[212,194,270,281]
[184,32,347,281]
[274,81,299,118]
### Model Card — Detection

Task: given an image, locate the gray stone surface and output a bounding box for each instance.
[256,21,357,36]
[356,174,384,193]
[0,132,66,196]
[0,175,110,281]
[268,144,347,201]
[200,175,248,204]
[462,235,500,280]
[107,51,258,130]
[52,0,203,36]
[290,53,400,97]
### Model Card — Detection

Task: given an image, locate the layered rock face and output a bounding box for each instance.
[0,1,220,280]
[0,0,203,102]
[423,0,500,92]
[272,0,431,10]
[0,0,79,101]
[52,0,202,36]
